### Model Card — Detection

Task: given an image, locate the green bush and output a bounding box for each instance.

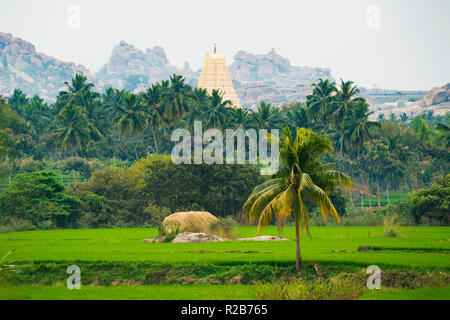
[208,217,237,239]
[60,156,92,178]
[144,202,171,229]
[0,217,36,233]
[311,208,384,226]
[0,171,80,229]
[409,175,449,225]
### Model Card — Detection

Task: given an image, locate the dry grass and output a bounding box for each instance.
[161,211,218,234]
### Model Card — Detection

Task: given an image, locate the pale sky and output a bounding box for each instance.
[0,0,449,91]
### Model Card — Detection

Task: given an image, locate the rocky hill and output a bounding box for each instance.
[230,49,332,86]
[1,32,447,115]
[96,41,199,92]
[0,32,332,106]
[229,49,333,107]
[0,32,90,102]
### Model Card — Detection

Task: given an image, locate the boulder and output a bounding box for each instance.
[162,211,218,234]
[237,236,289,241]
[172,232,224,243]
[423,86,449,106]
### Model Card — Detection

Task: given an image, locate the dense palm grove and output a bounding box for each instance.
[0,74,449,230]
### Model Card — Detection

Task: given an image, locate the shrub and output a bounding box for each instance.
[144,202,171,230]
[17,157,44,172]
[311,208,384,226]
[60,156,92,178]
[383,212,401,237]
[409,174,449,225]
[256,273,365,300]
[0,171,80,229]
[0,217,35,233]
[208,217,237,239]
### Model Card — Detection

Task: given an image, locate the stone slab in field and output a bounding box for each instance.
[172,232,224,243]
[237,236,289,241]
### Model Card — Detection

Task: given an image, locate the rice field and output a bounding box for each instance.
[0,226,449,300]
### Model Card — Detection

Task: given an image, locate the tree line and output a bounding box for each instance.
[1,74,449,200]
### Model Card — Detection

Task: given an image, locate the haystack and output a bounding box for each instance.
[162,211,218,234]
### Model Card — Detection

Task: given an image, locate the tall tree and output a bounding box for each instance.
[142,84,165,154]
[229,107,256,129]
[252,102,282,129]
[52,104,91,156]
[113,93,148,160]
[306,79,336,132]
[344,100,380,157]
[162,74,195,126]
[202,89,231,129]
[332,80,363,156]
[243,127,351,269]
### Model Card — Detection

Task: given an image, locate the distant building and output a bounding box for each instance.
[197,47,241,108]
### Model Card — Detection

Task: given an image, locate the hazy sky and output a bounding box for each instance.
[0,0,449,90]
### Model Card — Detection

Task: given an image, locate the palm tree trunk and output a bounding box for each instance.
[376,176,381,208]
[349,190,354,208]
[134,143,139,161]
[153,131,159,154]
[295,217,302,270]
[386,182,390,205]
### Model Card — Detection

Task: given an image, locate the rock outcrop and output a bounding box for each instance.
[237,236,289,241]
[96,41,199,92]
[369,84,450,119]
[0,32,90,102]
[423,85,449,106]
[228,49,333,107]
[172,232,224,243]
[229,49,333,86]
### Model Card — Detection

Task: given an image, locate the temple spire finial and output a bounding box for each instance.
[214,43,216,54]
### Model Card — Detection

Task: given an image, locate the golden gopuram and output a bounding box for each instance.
[197,45,241,108]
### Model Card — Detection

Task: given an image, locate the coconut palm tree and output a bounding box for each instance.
[113,93,149,160]
[306,79,336,132]
[19,95,51,140]
[185,88,209,130]
[332,80,363,156]
[53,104,91,156]
[7,89,29,115]
[282,103,310,132]
[202,90,232,129]
[252,102,282,129]
[102,88,126,120]
[243,126,352,270]
[142,84,165,154]
[162,74,195,125]
[229,107,256,129]
[60,74,99,108]
[344,100,380,158]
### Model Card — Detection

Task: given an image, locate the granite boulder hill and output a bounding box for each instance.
[0,32,90,102]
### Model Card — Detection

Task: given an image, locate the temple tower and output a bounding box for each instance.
[197,47,240,108]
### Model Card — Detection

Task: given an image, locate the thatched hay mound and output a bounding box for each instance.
[162,211,218,234]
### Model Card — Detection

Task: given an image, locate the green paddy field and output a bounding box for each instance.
[0,226,449,300]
